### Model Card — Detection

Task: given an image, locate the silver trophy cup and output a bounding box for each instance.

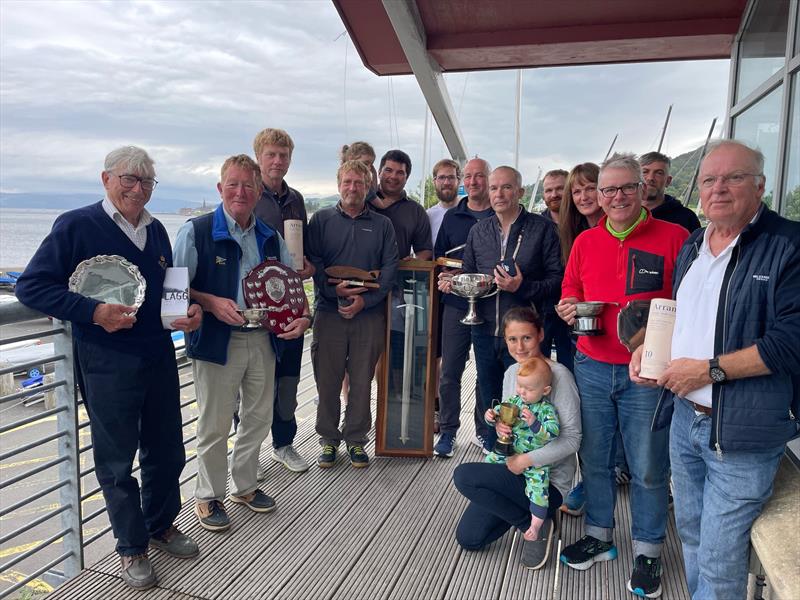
[451,273,497,325]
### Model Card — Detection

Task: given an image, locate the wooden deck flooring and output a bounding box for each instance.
[45,364,690,600]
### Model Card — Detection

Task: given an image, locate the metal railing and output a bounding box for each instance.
[0,299,315,598]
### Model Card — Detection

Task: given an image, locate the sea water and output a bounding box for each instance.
[0,208,191,269]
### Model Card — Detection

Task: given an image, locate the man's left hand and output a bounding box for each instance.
[658,357,711,397]
[297,256,315,280]
[339,293,365,319]
[170,303,203,333]
[506,453,533,475]
[494,265,522,293]
[277,315,311,339]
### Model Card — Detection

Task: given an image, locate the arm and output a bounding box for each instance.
[461,228,477,273]
[306,212,337,305]
[433,217,449,259]
[360,221,399,310]
[15,213,101,324]
[515,221,564,304]
[526,366,580,468]
[410,204,433,260]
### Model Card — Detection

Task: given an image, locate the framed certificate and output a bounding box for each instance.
[376,260,438,457]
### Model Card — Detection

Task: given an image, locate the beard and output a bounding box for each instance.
[436,187,458,203]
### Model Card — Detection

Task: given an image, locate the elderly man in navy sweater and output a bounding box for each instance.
[15,146,203,590]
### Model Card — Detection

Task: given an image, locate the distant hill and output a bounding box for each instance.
[305,194,339,213]
[0,192,207,214]
[522,145,706,210]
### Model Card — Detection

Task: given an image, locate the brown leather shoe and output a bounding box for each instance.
[149,525,200,558]
[120,553,156,590]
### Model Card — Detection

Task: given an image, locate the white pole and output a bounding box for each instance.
[514,70,522,170]
[420,106,430,204]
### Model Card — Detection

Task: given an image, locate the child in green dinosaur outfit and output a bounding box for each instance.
[485,356,559,541]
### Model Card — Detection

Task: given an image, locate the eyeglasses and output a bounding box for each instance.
[598,182,641,198]
[115,174,158,191]
[699,172,761,189]
[435,175,458,182]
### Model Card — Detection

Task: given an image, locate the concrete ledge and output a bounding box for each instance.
[750,454,800,600]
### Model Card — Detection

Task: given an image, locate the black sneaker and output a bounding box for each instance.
[318,444,337,468]
[347,444,369,468]
[627,554,663,598]
[560,535,618,570]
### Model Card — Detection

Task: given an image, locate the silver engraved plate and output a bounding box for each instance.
[68,255,146,313]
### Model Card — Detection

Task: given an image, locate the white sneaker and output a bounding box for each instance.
[471,434,491,455]
[273,445,310,473]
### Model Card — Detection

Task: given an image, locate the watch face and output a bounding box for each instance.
[710,368,726,383]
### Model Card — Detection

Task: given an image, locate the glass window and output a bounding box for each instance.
[732,84,783,208]
[784,75,800,220]
[736,0,790,102]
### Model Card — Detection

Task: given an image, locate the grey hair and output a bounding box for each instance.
[704,139,765,175]
[493,165,522,187]
[600,152,642,181]
[465,157,492,176]
[104,146,155,177]
[639,151,671,169]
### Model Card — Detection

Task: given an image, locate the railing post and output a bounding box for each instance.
[54,318,84,577]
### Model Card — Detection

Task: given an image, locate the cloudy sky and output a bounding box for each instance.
[1,0,731,204]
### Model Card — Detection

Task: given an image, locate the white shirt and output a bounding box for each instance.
[671,224,739,407]
[102,196,153,251]
[426,203,452,247]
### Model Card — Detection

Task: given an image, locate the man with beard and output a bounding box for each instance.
[640,151,701,233]
[427,158,461,246]
[541,169,567,225]
[369,149,432,261]
[434,157,495,456]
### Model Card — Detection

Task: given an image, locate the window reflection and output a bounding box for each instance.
[733,85,783,208]
[736,0,790,102]
[784,76,800,221]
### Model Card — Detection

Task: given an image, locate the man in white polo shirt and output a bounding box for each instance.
[631,140,800,599]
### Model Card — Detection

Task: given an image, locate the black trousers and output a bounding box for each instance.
[438,304,477,434]
[271,335,303,448]
[540,309,574,373]
[453,462,563,550]
[75,338,185,556]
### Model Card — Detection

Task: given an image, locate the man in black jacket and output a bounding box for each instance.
[459,166,563,452]
[640,151,701,233]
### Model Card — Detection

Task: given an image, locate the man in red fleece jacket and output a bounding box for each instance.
[556,153,688,599]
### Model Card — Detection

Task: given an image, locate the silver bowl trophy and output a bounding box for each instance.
[571,301,607,336]
[236,307,271,329]
[450,273,497,325]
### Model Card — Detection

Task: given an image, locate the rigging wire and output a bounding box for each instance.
[342,33,349,140]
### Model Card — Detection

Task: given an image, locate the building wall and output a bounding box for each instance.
[726,0,800,220]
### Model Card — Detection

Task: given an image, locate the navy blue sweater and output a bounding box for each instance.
[15,201,173,357]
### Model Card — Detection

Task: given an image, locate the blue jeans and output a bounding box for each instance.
[471,331,515,444]
[574,351,669,558]
[670,396,785,599]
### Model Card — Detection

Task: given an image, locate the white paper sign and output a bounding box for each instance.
[283,219,304,271]
[639,298,677,380]
[161,267,189,329]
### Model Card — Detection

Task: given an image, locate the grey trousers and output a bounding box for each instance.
[193,330,275,501]
[312,309,385,447]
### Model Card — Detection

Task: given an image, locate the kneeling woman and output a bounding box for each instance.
[453,307,582,570]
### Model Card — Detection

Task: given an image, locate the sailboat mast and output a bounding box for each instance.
[657,104,673,153]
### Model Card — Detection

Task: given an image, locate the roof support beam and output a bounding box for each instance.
[381,0,468,164]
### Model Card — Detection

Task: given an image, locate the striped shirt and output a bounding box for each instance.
[102,196,154,251]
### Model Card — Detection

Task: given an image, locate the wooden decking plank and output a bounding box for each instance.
[330,443,473,600]
[174,437,388,598]
[44,569,206,599]
[256,459,425,600]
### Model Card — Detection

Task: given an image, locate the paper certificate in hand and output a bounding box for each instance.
[639,298,677,380]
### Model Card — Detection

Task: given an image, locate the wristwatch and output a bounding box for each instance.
[709,357,728,384]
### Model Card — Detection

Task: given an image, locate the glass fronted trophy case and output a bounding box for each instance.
[376,260,438,457]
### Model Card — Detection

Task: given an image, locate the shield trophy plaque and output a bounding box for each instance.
[241,259,306,333]
[68,254,146,315]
